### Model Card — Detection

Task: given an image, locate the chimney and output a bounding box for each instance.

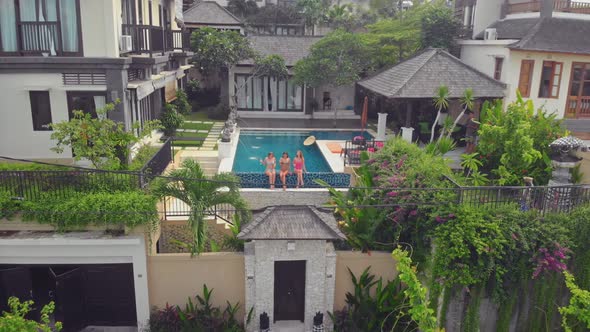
[541,0,554,18]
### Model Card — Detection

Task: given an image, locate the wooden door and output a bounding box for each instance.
[566,63,590,118]
[50,267,86,332]
[274,260,306,322]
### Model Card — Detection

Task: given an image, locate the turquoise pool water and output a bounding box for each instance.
[232,130,372,173]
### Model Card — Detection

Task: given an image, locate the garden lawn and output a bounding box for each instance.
[184,111,222,122]
[180,122,214,131]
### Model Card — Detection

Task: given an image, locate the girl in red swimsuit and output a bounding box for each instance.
[293,150,307,188]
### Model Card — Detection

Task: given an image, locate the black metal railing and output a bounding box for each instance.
[161,197,236,225]
[122,24,187,55]
[343,139,386,166]
[139,138,172,188]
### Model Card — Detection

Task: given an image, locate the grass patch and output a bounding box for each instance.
[184,111,221,122]
[175,132,209,138]
[180,122,214,131]
[173,140,204,147]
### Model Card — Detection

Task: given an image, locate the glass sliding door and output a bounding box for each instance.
[59,0,79,53]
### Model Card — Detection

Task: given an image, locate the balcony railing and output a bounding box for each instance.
[566,96,590,118]
[121,24,189,55]
[507,0,590,14]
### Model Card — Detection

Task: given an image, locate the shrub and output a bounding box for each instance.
[128,145,158,171]
[0,191,20,219]
[0,297,62,332]
[0,162,71,171]
[174,90,191,115]
[207,103,231,120]
[160,103,184,136]
[22,191,159,232]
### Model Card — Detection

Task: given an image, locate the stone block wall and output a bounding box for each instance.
[240,189,337,210]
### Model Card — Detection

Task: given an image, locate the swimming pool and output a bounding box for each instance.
[232,130,372,173]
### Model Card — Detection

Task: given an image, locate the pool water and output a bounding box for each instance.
[232,130,372,173]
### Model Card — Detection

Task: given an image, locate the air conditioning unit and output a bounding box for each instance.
[120,35,133,53]
[484,28,498,41]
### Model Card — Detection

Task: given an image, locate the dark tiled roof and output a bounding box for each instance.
[510,18,590,55]
[474,18,539,40]
[239,35,322,66]
[184,1,241,25]
[237,205,345,240]
[358,48,506,99]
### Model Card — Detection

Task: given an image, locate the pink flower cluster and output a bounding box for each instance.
[532,243,570,279]
[435,213,456,224]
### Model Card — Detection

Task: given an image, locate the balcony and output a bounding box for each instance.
[0,21,81,56]
[121,24,190,56]
[507,0,590,15]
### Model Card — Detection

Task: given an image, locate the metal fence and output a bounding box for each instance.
[139,138,172,188]
[343,139,385,166]
[0,140,173,200]
[160,197,236,225]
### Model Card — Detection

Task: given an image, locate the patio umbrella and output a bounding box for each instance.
[361,96,368,135]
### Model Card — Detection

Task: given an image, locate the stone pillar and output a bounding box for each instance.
[401,127,414,142]
[218,140,233,162]
[105,68,131,130]
[376,113,388,141]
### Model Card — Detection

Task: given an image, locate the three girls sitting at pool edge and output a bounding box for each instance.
[261,150,307,190]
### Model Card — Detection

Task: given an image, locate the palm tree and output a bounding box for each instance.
[446,88,474,139]
[152,160,250,255]
[430,85,449,143]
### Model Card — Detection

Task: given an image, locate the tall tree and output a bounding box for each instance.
[226,0,259,19]
[152,160,250,255]
[293,29,371,88]
[296,0,329,34]
[190,27,254,75]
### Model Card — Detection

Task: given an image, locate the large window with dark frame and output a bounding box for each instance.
[235,74,303,112]
[538,61,563,98]
[0,0,82,55]
[29,91,53,131]
[493,57,504,80]
[66,91,107,120]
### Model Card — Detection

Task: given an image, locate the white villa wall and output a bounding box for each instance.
[0,234,150,329]
[459,40,514,80]
[472,0,503,38]
[0,73,106,159]
[80,0,119,57]
[506,51,590,118]
[313,85,355,111]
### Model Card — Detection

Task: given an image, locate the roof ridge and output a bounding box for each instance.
[511,16,545,49]
[184,0,242,24]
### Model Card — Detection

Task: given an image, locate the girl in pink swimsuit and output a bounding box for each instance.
[293,150,306,188]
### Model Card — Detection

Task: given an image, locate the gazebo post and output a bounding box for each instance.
[401,100,414,142]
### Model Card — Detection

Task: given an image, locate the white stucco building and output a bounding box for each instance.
[455,0,590,123]
[0,0,192,161]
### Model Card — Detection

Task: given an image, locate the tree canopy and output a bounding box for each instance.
[293,29,371,88]
[190,27,254,74]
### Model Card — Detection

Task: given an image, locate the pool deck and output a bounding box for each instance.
[237,118,362,129]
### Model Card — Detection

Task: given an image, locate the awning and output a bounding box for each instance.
[127,80,154,100]
[152,71,177,90]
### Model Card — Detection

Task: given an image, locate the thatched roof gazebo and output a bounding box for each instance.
[357,48,506,142]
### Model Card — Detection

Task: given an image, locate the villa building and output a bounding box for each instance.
[0,0,192,161]
[229,35,357,119]
[455,0,590,123]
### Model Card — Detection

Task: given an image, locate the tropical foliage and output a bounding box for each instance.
[50,101,160,170]
[560,271,590,332]
[151,160,250,255]
[477,94,565,185]
[190,27,254,74]
[160,103,184,137]
[0,297,62,332]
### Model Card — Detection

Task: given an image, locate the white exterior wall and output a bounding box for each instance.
[472,0,503,38]
[313,85,355,111]
[460,40,515,80]
[80,0,119,57]
[0,234,150,329]
[506,51,590,118]
[0,73,106,159]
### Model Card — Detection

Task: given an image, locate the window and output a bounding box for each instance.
[518,60,535,98]
[66,92,107,120]
[538,61,563,98]
[494,57,504,80]
[235,74,303,112]
[29,91,52,131]
[0,0,81,55]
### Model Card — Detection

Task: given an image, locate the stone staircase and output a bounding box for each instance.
[179,150,219,176]
[200,122,224,151]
